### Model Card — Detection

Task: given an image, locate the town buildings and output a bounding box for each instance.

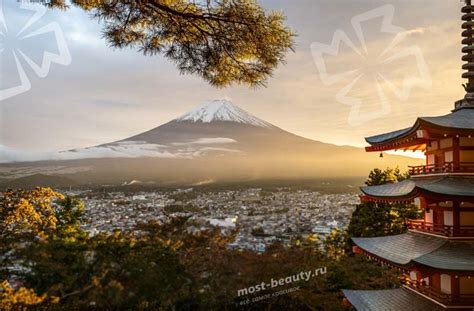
[76,188,357,252]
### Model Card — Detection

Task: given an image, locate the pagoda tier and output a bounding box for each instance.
[343,288,445,311]
[351,233,474,308]
[365,107,474,178]
[361,176,474,201]
[351,233,474,271]
[360,177,474,238]
[365,108,474,153]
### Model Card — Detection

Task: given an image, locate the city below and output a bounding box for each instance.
[69,187,358,252]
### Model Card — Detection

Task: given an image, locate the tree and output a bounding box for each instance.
[0,189,188,310]
[348,168,422,237]
[0,188,83,309]
[323,229,348,260]
[0,188,65,281]
[0,188,64,241]
[48,0,294,87]
[365,167,409,186]
[0,189,401,310]
[0,281,48,311]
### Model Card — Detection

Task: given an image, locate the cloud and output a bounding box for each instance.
[0,144,51,163]
[87,99,139,108]
[403,27,426,35]
[0,140,243,163]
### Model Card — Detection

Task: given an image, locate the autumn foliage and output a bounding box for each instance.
[0,188,400,310]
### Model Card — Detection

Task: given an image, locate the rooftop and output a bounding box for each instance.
[360,176,474,200]
[343,288,444,311]
[365,107,474,151]
[352,232,474,271]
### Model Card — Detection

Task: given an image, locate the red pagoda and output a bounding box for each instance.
[342,1,474,310]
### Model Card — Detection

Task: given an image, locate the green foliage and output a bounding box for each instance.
[365,167,409,186]
[1,188,401,310]
[164,203,200,213]
[348,202,421,237]
[54,196,87,240]
[48,0,294,87]
[325,263,352,292]
[348,168,422,237]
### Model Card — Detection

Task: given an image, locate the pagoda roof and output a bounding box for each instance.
[352,232,445,266]
[421,107,474,131]
[361,176,474,201]
[361,179,417,200]
[352,232,474,271]
[365,127,413,145]
[342,288,444,311]
[415,240,474,271]
[365,108,474,151]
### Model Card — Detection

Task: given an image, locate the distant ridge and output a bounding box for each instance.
[0,174,77,189]
[0,99,422,186]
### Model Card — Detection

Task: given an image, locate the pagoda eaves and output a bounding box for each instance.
[365,108,474,152]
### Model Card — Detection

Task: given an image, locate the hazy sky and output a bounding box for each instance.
[0,0,468,153]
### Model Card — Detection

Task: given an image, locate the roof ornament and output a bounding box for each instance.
[457,0,474,109]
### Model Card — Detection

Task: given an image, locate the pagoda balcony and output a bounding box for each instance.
[404,278,474,306]
[407,219,474,237]
[409,162,474,176]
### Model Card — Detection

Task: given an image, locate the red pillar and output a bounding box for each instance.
[453,201,460,236]
[453,136,460,171]
[451,275,460,303]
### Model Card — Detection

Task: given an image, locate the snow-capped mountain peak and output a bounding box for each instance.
[174,100,274,128]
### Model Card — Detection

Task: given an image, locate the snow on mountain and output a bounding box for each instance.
[174,99,274,128]
[170,138,237,146]
[0,100,271,163]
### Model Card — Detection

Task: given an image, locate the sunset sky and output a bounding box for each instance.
[0,0,468,153]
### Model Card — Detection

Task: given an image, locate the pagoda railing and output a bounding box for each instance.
[409,162,474,176]
[404,278,474,306]
[407,219,474,237]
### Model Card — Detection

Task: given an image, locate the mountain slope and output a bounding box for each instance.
[0,100,422,186]
[0,174,77,189]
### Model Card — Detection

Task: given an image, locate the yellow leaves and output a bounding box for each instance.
[307,234,318,243]
[91,276,101,287]
[74,0,103,11]
[156,237,183,251]
[171,240,184,251]
[0,280,46,310]
[106,280,124,292]
[50,296,60,304]
[1,188,64,239]
[324,229,347,261]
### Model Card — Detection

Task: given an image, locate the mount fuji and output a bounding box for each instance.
[175,100,274,127]
[52,99,325,160]
[0,100,420,187]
